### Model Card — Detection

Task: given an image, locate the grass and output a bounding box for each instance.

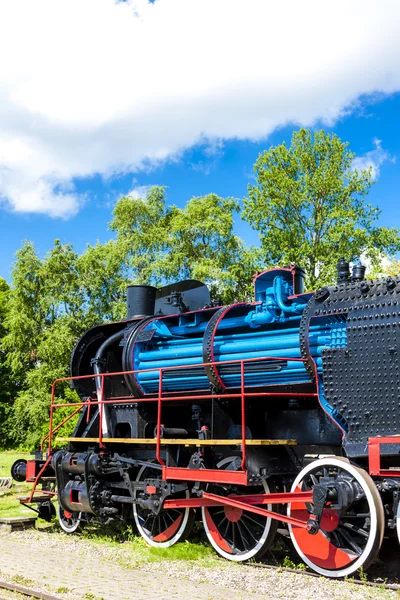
[0,451,34,518]
[0,450,30,478]
[80,521,219,565]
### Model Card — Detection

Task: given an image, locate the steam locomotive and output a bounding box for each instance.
[12,260,400,578]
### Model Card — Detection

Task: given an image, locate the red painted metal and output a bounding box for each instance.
[202,491,309,529]
[163,466,248,485]
[152,513,183,542]
[225,505,242,522]
[240,359,246,470]
[48,383,55,454]
[28,455,53,503]
[146,485,157,495]
[25,460,36,483]
[290,484,354,570]
[163,490,313,509]
[49,355,307,385]
[368,436,400,477]
[98,376,105,449]
[156,371,165,468]
[70,490,80,505]
[41,402,85,451]
[51,390,317,408]
[203,508,232,552]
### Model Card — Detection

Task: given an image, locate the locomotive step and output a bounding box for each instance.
[18,495,53,504]
[0,517,37,532]
[57,437,297,446]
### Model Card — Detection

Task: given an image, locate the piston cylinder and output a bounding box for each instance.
[60,480,92,513]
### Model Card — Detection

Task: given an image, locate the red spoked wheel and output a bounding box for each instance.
[288,457,384,578]
[57,505,82,534]
[133,464,195,548]
[202,457,278,561]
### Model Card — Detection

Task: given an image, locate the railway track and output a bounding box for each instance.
[0,562,398,600]
[0,565,399,600]
[0,581,61,600]
[246,561,400,591]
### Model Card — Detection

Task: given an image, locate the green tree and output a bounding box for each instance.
[110,186,170,284]
[77,240,127,322]
[2,242,43,380]
[0,277,17,447]
[243,129,400,289]
[2,239,129,447]
[111,187,260,302]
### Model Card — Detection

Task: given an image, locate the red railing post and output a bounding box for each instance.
[240,360,247,471]
[98,374,105,449]
[156,369,165,467]
[47,382,56,455]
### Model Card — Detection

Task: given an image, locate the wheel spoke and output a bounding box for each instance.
[237,521,251,551]
[144,514,153,528]
[240,517,259,543]
[242,513,265,529]
[223,518,231,538]
[337,526,362,555]
[150,516,157,535]
[232,522,237,548]
[342,522,369,538]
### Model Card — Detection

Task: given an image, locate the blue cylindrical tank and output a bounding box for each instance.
[124,269,347,395]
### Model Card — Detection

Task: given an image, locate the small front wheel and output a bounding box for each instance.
[57,505,82,534]
[133,465,195,548]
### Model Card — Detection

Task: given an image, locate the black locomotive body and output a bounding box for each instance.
[12,260,400,578]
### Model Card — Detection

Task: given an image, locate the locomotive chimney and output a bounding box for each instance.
[126,285,157,319]
[337,258,350,284]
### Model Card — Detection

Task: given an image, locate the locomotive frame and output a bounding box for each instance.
[12,261,400,578]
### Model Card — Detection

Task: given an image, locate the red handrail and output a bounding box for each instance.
[44,355,317,469]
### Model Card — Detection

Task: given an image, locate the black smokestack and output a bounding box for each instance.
[126,285,157,319]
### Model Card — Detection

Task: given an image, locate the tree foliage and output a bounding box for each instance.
[243,129,400,289]
[1,240,128,447]
[0,277,16,446]
[111,187,261,303]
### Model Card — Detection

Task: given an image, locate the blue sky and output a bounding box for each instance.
[1,1,400,280]
[2,92,400,280]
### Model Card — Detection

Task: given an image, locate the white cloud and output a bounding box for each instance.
[352,138,396,179]
[127,184,154,200]
[1,0,400,217]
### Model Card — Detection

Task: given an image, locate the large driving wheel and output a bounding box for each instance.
[202,456,278,561]
[396,500,400,547]
[133,464,195,548]
[288,457,384,577]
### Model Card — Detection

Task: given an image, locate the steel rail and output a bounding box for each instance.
[244,560,400,590]
[0,579,62,600]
